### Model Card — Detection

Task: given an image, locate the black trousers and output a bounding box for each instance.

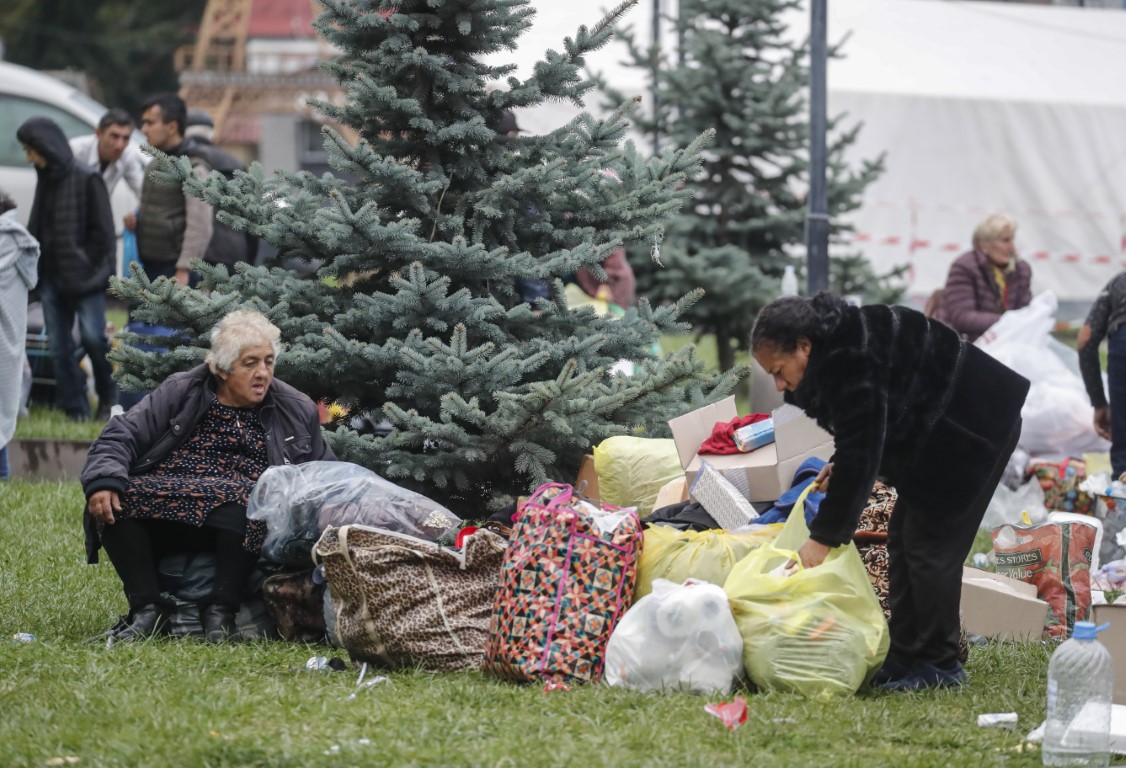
[99,503,256,612]
[886,417,1023,668]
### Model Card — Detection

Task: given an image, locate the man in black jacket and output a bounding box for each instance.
[17,116,117,421]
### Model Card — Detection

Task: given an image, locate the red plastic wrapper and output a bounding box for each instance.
[542,680,572,693]
[704,696,748,731]
[992,519,1098,639]
[454,526,479,548]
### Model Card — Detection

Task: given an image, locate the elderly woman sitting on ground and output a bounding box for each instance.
[81,309,335,642]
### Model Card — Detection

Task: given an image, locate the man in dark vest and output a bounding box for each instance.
[183,109,257,273]
[16,117,116,421]
[135,93,212,286]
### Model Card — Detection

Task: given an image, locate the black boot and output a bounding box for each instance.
[114,603,167,642]
[201,604,238,643]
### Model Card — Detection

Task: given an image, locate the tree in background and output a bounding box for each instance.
[0,0,204,115]
[111,0,741,518]
[606,0,903,371]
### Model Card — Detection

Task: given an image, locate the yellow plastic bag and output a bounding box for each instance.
[635,524,783,599]
[593,436,683,515]
[723,485,889,698]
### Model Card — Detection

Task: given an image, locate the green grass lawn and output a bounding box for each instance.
[1,480,1055,768]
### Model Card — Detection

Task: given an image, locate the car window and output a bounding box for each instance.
[0,94,94,166]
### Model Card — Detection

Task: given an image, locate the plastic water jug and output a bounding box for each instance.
[1043,620,1113,767]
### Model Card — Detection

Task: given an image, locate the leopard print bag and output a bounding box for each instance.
[313,525,507,672]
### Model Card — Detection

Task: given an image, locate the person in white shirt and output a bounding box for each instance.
[69,108,148,210]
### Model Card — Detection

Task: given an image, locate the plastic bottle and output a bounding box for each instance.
[1043,621,1113,767]
[780,265,799,297]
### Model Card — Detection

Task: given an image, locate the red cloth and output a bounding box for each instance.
[698,414,771,455]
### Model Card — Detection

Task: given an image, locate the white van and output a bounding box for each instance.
[0,60,142,260]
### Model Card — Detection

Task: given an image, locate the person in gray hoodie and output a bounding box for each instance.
[0,191,40,478]
[17,116,116,421]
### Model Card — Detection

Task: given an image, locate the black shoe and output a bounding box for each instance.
[870,657,912,687]
[94,403,114,421]
[880,661,968,692]
[113,603,167,642]
[201,604,238,643]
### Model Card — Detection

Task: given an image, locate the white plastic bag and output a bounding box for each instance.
[247,461,461,565]
[603,579,744,695]
[975,291,1109,456]
[980,478,1048,531]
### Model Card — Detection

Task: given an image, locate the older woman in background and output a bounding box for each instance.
[938,213,1032,341]
[81,309,334,642]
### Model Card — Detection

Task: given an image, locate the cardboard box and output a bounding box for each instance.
[653,476,688,510]
[960,566,1048,642]
[1094,604,1126,705]
[668,396,834,502]
[575,454,600,500]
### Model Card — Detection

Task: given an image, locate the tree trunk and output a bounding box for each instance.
[716,329,736,373]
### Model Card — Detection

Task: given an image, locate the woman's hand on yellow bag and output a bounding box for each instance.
[814,462,833,492]
[796,538,831,569]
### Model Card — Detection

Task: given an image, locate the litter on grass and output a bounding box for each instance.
[306,656,347,672]
[345,662,392,700]
[11,632,36,643]
[977,712,1019,728]
[705,697,748,731]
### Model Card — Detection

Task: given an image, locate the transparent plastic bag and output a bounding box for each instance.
[247,461,461,565]
[604,579,744,695]
[723,485,889,698]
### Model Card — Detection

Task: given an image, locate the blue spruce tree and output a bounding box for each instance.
[112,0,741,517]
[606,0,903,372]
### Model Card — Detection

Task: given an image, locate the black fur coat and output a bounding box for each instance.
[785,299,1030,547]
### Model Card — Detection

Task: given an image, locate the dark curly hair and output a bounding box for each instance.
[0,191,15,215]
[751,291,847,353]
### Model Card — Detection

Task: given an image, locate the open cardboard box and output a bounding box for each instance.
[1090,604,1126,752]
[668,395,834,503]
[1094,604,1126,705]
[960,566,1048,642]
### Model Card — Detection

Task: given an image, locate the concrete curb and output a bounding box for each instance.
[9,439,91,481]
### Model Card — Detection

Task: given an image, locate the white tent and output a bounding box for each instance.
[499,0,1126,305]
[824,0,1126,304]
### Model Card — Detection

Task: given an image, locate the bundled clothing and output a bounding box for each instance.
[0,210,40,456]
[698,413,770,455]
[938,249,1032,341]
[785,296,1028,670]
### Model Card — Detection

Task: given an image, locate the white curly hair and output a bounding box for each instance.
[204,309,283,374]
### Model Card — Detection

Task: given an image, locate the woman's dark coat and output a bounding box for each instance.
[81,364,336,563]
[785,300,1030,547]
[938,249,1032,341]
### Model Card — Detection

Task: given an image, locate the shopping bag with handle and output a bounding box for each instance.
[723,484,889,697]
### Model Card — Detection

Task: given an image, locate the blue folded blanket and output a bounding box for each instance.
[753,456,828,526]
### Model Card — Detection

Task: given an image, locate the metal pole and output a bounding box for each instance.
[652,0,661,156]
[806,0,830,294]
